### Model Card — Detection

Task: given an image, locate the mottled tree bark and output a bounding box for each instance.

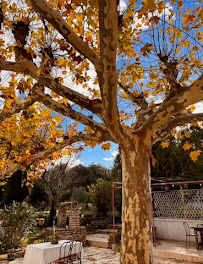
[120,136,153,264]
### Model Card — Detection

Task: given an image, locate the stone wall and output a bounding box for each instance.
[69,202,80,228]
[45,226,86,246]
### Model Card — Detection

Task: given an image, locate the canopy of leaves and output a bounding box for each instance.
[0,0,202,180]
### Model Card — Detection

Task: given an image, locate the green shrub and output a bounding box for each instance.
[88,178,112,216]
[0,201,37,250]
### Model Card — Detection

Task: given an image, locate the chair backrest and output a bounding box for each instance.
[183,222,190,235]
[197,224,203,228]
[59,241,73,261]
[71,240,83,256]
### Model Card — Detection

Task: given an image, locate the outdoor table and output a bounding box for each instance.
[191,226,203,250]
[23,240,83,264]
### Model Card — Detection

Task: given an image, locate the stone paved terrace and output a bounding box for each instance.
[1,243,203,264]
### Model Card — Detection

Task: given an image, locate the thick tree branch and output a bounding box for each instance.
[98,0,127,142]
[153,113,203,143]
[29,0,101,72]
[141,73,203,135]
[36,85,112,138]
[159,56,185,101]
[0,94,38,123]
[0,57,102,118]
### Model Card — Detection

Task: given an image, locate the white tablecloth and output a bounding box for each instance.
[23,240,83,264]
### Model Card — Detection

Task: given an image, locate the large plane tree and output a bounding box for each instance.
[0,0,203,263]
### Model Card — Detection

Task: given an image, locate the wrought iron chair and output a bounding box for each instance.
[197,224,203,249]
[183,222,195,247]
[70,240,83,264]
[51,241,73,264]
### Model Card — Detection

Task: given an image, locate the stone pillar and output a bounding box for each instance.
[69,201,81,228]
[57,202,69,228]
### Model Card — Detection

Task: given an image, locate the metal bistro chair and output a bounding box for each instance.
[70,240,83,264]
[197,224,203,249]
[51,241,73,264]
[183,222,195,247]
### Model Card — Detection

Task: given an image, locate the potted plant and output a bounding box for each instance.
[50,234,60,244]
[7,249,15,261]
[37,218,45,227]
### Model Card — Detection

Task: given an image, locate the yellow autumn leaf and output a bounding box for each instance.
[161,142,169,149]
[183,142,191,151]
[191,122,199,127]
[190,150,202,162]
[177,132,183,139]
[101,143,111,151]
[143,0,156,12]
[57,59,67,67]
[184,131,190,138]
[37,68,42,76]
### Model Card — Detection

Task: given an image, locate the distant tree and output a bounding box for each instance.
[1,170,28,206]
[151,126,203,179]
[41,159,82,226]
[88,178,112,216]
[111,149,122,182]
[111,127,203,181]
[111,149,122,214]
[71,186,88,205]
[28,179,49,210]
[69,163,111,188]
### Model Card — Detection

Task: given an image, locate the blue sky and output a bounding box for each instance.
[80,142,119,168]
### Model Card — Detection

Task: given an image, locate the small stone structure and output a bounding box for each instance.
[46,201,86,245]
[69,201,81,228]
[57,202,69,228]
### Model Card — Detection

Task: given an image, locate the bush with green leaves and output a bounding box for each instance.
[88,178,112,216]
[71,186,88,205]
[0,201,37,250]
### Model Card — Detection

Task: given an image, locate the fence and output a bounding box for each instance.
[153,189,203,219]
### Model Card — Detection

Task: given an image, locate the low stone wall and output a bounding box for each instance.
[45,226,86,246]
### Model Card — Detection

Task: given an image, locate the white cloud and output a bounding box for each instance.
[119,0,127,13]
[103,157,114,161]
[111,150,119,157]
[193,101,203,113]
[54,153,83,167]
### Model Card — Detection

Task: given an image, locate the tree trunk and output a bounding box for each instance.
[47,199,57,227]
[120,137,153,264]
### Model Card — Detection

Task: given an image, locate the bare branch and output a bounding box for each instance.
[159,55,185,101]
[153,112,203,143]
[29,0,101,72]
